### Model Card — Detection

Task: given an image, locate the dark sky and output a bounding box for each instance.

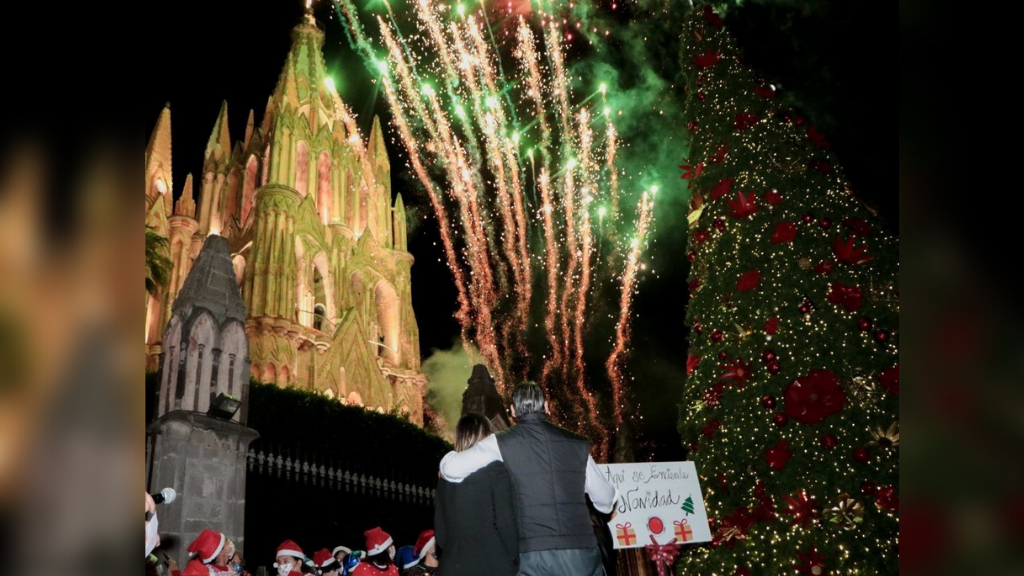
[147,0,893,461]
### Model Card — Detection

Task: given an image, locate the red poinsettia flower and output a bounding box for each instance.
[827,283,863,312]
[703,4,724,28]
[694,50,721,69]
[809,159,832,175]
[737,269,760,291]
[795,549,826,576]
[693,229,710,244]
[713,507,754,548]
[680,161,705,187]
[782,491,822,528]
[727,191,760,219]
[702,419,721,440]
[784,370,846,424]
[719,356,754,389]
[765,440,793,471]
[833,235,875,266]
[815,261,835,275]
[764,190,783,205]
[709,177,734,201]
[687,354,700,376]
[879,365,899,395]
[764,317,779,335]
[709,144,729,164]
[734,112,759,131]
[807,125,831,148]
[703,382,725,409]
[842,218,872,237]
[688,277,702,293]
[771,221,797,244]
[754,84,776,98]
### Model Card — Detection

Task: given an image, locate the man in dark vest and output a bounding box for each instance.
[439,382,618,576]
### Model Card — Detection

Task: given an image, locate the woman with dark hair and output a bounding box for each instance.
[434,413,519,576]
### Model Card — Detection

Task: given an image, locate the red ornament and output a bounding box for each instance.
[765,440,793,471]
[784,370,846,424]
[876,486,899,511]
[697,91,706,101]
[648,516,665,535]
[814,261,835,275]
[807,125,831,149]
[827,283,863,312]
[714,217,726,231]
[696,77,703,87]
[861,480,877,495]
[767,360,781,375]
[852,448,871,464]
[693,229,710,244]
[693,50,721,69]
[879,366,899,395]
[821,434,838,450]
[694,320,703,335]
[687,250,696,262]
[762,350,777,362]
[818,218,833,229]
[764,317,779,335]
[737,269,760,291]
[686,355,700,376]
[802,212,815,224]
[799,304,810,314]
[764,190,783,205]
[711,330,724,343]
[770,221,798,244]
[857,317,873,332]
[834,235,875,266]
[709,178,734,201]
[688,120,698,133]
[689,442,700,453]
[754,85,776,99]
[761,395,777,409]
[726,191,760,219]
[718,351,729,361]
[874,330,891,343]
[773,412,789,427]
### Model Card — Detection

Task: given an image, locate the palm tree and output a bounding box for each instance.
[146,227,172,296]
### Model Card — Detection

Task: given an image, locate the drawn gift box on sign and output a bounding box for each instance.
[674,519,694,543]
[616,522,637,546]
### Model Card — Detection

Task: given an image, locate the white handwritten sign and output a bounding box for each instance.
[600,462,712,549]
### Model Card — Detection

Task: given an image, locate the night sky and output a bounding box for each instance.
[147,0,893,461]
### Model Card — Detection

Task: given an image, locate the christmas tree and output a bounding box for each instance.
[677,6,899,576]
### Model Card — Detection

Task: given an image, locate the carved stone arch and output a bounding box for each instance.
[217,321,248,404]
[347,391,363,407]
[184,311,217,412]
[295,141,310,197]
[159,315,183,415]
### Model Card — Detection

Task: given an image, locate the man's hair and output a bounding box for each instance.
[455,413,492,452]
[512,382,546,416]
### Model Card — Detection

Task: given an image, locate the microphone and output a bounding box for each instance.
[150,488,177,505]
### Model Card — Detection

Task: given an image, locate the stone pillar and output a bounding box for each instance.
[147,411,258,564]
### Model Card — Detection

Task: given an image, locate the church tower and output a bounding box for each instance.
[146,3,426,424]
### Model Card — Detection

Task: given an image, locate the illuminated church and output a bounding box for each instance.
[144,5,427,423]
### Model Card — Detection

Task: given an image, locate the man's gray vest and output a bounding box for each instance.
[495,412,596,553]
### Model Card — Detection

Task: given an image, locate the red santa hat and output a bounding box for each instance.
[414,530,436,561]
[312,550,338,572]
[276,540,305,561]
[187,529,226,565]
[363,527,394,557]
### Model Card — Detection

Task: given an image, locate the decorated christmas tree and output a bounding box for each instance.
[677,6,899,576]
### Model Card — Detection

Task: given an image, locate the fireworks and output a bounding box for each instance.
[333,0,655,459]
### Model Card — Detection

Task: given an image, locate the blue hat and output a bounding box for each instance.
[396,546,420,570]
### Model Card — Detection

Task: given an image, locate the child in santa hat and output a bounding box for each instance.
[173,529,236,576]
[274,540,307,576]
[350,527,399,576]
[311,549,343,576]
[404,531,438,576]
